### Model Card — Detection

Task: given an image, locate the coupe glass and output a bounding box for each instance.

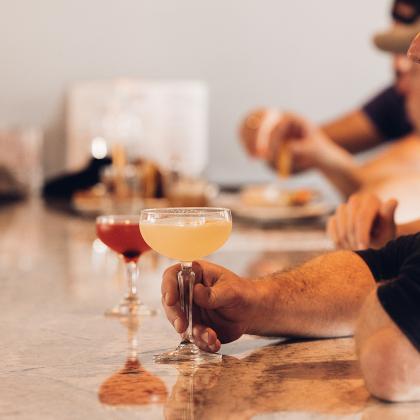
[140,207,232,363]
[96,215,155,317]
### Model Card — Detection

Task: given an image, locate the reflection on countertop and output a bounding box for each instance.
[164,339,368,420]
[98,317,168,407]
[1,199,420,419]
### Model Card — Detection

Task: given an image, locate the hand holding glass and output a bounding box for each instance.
[140,208,232,363]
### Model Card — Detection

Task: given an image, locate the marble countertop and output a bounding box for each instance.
[1,199,419,419]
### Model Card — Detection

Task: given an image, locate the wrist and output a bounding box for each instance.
[244,278,275,335]
[316,140,354,171]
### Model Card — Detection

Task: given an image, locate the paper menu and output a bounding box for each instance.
[66,79,208,177]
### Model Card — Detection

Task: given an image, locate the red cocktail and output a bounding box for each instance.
[96,215,155,317]
[97,222,150,262]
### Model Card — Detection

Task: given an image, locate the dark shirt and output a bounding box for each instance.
[362,85,413,141]
[356,234,420,351]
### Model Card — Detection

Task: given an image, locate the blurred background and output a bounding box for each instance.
[0,0,389,184]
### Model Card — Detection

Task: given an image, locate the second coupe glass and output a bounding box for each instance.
[96,215,154,317]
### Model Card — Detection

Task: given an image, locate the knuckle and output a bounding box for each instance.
[337,203,347,215]
[163,265,175,276]
[348,194,359,207]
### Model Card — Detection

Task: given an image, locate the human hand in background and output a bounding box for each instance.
[239,108,340,173]
[327,192,398,250]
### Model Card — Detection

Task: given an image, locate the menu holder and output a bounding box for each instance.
[66,79,208,177]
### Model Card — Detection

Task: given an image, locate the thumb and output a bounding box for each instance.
[380,199,398,224]
[287,139,305,155]
[194,282,235,310]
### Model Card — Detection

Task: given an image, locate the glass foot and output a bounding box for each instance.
[154,341,222,364]
[105,297,157,318]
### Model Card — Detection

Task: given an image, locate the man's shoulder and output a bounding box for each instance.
[363,84,399,106]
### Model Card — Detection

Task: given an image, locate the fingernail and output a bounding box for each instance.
[209,343,217,352]
[201,331,209,344]
[174,318,182,333]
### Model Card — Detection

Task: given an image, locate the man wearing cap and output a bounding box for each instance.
[376,0,420,53]
[240,0,420,199]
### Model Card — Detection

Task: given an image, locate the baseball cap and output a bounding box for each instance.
[408,31,420,62]
[374,0,420,54]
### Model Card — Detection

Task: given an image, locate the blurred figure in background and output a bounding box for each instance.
[240,0,420,199]
[328,31,420,250]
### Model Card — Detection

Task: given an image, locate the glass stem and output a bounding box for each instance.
[125,261,139,302]
[178,262,194,343]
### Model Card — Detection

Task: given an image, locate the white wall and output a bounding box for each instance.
[0,0,391,183]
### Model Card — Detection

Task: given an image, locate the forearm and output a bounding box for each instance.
[355,290,420,402]
[321,110,382,153]
[317,144,363,197]
[354,136,420,187]
[247,251,376,338]
[397,219,420,237]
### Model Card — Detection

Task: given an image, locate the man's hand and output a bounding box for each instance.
[239,108,338,173]
[162,261,260,352]
[327,193,398,250]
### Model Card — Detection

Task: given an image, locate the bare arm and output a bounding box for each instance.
[358,134,420,183]
[397,219,420,236]
[239,109,367,196]
[326,133,420,197]
[162,247,420,403]
[162,251,376,351]
[249,251,376,337]
[322,110,383,153]
[313,142,363,197]
[355,290,420,402]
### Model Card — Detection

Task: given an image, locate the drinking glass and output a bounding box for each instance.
[96,215,155,317]
[139,207,232,363]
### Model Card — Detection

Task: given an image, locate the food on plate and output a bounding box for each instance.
[240,185,315,208]
[277,142,292,179]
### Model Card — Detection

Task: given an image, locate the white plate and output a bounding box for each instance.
[213,192,334,224]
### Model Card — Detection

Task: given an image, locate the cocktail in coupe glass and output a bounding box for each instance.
[139,207,232,363]
[96,215,155,317]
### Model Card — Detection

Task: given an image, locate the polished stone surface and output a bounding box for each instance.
[1,200,420,419]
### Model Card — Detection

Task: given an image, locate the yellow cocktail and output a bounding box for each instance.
[140,218,231,262]
[139,207,232,363]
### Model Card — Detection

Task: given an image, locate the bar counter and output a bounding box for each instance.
[1,200,420,419]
